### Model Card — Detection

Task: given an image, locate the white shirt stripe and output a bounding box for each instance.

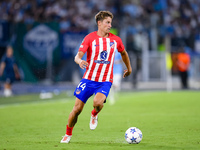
[98,38,111,82]
[84,40,96,79]
[106,40,117,81]
[91,38,103,81]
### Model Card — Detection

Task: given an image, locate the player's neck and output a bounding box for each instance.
[97,30,109,38]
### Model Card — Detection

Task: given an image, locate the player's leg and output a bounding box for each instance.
[90,82,112,130]
[68,98,85,127]
[183,71,188,89]
[114,74,122,92]
[90,93,106,130]
[93,92,106,112]
[180,71,185,89]
[109,74,122,105]
[4,79,12,97]
[61,98,85,143]
[109,86,115,105]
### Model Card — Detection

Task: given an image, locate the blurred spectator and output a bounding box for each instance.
[113,51,123,91]
[177,47,190,89]
[0,46,20,97]
[0,0,200,46]
[109,50,123,105]
[1,0,200,51]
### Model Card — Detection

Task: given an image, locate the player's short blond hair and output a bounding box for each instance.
[95,11,113,23]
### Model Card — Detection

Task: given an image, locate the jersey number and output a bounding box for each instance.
[77,82,86,91]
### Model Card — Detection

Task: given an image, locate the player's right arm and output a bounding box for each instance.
[0,61,5,76]
[13,64,20,79]
[75,34,90,69]
[74,51,88,69]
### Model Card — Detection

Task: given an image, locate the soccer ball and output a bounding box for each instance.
[125,127,143,144]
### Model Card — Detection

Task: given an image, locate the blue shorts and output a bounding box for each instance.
[74,79,112,103]
[0,74,15,84]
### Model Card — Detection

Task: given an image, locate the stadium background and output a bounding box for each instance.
[0,0,200,95]
[0,1,200,150]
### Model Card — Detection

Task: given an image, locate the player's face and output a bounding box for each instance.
[99,17,112,34]
[7,47,13,57]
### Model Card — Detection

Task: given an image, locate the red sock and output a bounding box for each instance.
[66,125,73,136]
[91,109,99,116]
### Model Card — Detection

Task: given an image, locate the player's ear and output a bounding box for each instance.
[97,20,102,26]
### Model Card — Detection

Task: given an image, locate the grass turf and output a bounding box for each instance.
[0,91,199,150]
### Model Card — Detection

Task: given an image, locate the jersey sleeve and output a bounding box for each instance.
[13,57,17,65]
[117,37,125,53]
[78,35,90,53]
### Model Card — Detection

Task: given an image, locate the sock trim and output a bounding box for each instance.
[66,125,74,136]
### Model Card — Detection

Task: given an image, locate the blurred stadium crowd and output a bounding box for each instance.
[0,0,200,96]
[0,0,200,49]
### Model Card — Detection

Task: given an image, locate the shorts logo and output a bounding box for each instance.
[102,90,107,93]
[76,89,81,95]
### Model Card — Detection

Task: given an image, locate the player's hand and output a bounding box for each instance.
[15,73,20,80]
[123,69,132,78]
[79,60,88,69]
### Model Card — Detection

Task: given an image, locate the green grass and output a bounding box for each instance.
[0,91,200,150]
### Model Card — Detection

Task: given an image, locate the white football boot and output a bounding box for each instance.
[90,114,98,130]
[4,89,12,97]
[60,134,72,143]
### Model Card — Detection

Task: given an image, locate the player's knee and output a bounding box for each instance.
[93,99,103,109]
[73,108,82,116]
[73,105,83,115]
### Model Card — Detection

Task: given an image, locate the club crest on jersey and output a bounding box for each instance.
[110,42,115,49]
[76,89,81,95]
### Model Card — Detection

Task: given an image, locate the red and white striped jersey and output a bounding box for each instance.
[79,31,125,83]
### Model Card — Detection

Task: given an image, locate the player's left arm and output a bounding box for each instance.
[13,64,20,79]
[120,49,132,78]
[0,62,5,76]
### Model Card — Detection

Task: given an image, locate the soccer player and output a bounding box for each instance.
[109,50,123,105]
[0,46,20,97]
[61,11,132,143]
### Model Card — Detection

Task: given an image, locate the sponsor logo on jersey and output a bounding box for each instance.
[94,60,110,64]
[94,51,110,64]
[100,51,107,60]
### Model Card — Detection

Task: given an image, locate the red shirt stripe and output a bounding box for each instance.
[79,31,124,83]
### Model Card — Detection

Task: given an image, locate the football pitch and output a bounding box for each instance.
[0,91,199,150]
